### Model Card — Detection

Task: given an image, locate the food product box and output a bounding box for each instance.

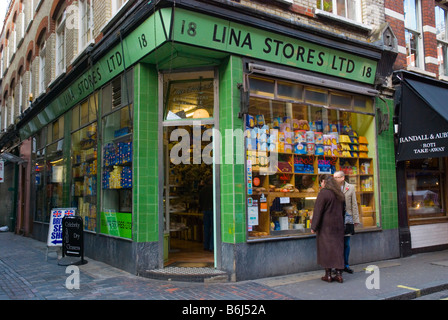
[294,143,307,155]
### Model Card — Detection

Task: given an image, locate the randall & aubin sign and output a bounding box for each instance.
[397,130,448,161]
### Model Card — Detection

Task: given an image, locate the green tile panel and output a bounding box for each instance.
[376,97,398,230]
[133,63,159,242]
[219,56,246,244]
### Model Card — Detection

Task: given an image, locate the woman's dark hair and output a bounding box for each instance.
[319,174,344,201]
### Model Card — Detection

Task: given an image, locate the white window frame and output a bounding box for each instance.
[56,9,67,77]
[436,5,448,77]
[316,0,362,22]
[79,0,93,51]
[112,0,128,15]
[21,4,25,39]
[2,105,7,130]
[13,21,17,53]
[6,35,10,68]
[404,0,424,69]
[39,42,46,94]
[19,74,23,114]
[10,89,15,124]
[29,68,33,105]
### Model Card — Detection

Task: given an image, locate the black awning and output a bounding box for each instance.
[396,74,448,161]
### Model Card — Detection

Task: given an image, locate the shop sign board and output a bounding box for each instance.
[0,160,4,183]
[396,78,448,161]
[171,8,377,85]
[20,7,378,140]
[62,215,84,258]
[47,208,76,246]
[100,211,132,239]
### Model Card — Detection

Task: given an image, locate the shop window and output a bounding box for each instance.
[406,158,448,224]
[277,81,303,101]
[305,87,328,105]
[72,105,80,131]
[45,124,65,223]
[71,94,98,232]
[245,76,378,239]
[100,72,133,239]
[164,71,214,121]
[329,92,352,109]
[249,77,275,98]
[353,95,373,113]
[33,127,46,222]
[33,119,65,223]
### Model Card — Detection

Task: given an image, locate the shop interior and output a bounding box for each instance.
[163,125,214,267]
[162,70,216,266]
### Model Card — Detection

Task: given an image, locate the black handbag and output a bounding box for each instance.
[344,210,355,235]
[344,223,355,235]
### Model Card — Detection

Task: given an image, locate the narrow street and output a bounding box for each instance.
[1,232,448,303]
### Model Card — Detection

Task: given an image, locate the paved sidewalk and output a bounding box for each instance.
[0,232,292,301]
[1,232,448,301]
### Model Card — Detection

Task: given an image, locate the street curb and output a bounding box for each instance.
[381,281,448,300]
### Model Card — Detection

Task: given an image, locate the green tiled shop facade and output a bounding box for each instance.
[133,64,159,243]
[376,97,398,230]
[22,5,401,278]
[219,56,246,244]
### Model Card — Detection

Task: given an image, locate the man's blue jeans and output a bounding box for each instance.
[344,236,351,268]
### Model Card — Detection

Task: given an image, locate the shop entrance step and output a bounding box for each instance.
[140,266,229,283]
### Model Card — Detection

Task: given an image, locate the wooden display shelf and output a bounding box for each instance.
[248,153,377,235]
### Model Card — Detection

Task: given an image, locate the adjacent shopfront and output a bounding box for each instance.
[20,2,399,280]
[394,71,448,255]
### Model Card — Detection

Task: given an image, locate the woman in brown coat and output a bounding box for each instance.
[311,175,345,283]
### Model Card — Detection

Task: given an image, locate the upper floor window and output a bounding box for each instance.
[316,0,361,22]
[6,32,10,68]
[2,105,7,131]
[10,80,15,124]
[79,0,93,49]
[404,0,423,68]
[13,14,17,53]
[435,5,448,77]
[112,0,129,15]
[56,8,66,77]
[39,40,46,94]
[21,1,25,39]
[18,70,24,114]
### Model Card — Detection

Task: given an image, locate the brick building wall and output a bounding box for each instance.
[0,0,126,132]
[385,0,446,78]
[234,0,385,42]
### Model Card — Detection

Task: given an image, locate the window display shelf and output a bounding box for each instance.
[246,120,377,239]
[100,104,133,238]
[70,120,98,232]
